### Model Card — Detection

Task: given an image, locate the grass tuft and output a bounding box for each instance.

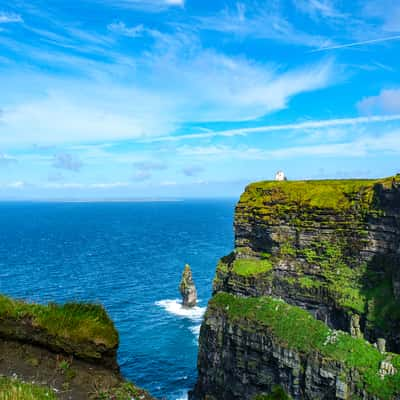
[0,295,118,349]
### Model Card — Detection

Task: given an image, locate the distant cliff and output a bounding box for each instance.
[191,177,400,400]
[0,295,154,400]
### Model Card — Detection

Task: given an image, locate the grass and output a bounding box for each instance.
[238,177,394,216]
[210,292,400,399]
[0,377,56,400]
[232,259,273,277]
[0,295,118,349]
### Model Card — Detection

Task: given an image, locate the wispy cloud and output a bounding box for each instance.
[95,0,184,12]
[357,89,400,115]
[52,153,83,172]
[0,153,17,167]
[294,0,348,20]
[144,114,400,142]
[197,1,329,48]
[175,129,400,161]
[107,21,144,38]
[0,12,23,24]
[132,160,168,181]
[311,35,400,52]
[182,165,204,177]
[0,36,336,146]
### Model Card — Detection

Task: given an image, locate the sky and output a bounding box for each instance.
[0,0,400,199]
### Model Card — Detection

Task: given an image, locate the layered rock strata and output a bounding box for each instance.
[192,177,400,400]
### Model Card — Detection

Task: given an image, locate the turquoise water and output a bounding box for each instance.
[0,200,235,399]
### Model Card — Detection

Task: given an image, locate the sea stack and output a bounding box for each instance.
[179,264,197,308]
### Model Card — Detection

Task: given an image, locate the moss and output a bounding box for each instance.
[298,241,368,314]
[232,259,273,277]
[210,292,400,399]
[253,386,291,399]
[298,276,320,289]
[0,376,57,400]
[0,295,118,349]
[364,279,400,331]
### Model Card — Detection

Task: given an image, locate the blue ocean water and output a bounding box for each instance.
[0,200,235,399]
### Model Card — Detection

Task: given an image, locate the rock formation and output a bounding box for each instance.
[180,264,197,307]
[0,294,154,400]
[191,177,400,400]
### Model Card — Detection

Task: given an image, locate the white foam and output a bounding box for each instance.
[189,324,201,336]
[155,299,205,322]
[174,390,189,400]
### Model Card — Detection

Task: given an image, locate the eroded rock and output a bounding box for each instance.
[180,264,197,308]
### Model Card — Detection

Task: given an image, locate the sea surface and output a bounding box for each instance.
[0,200,235,399]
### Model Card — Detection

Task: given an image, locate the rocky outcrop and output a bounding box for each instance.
[0,295,155,400]
[192,177,400,400]
[214,178,400,351]
[191,293,400,400]
[180,264,197,307]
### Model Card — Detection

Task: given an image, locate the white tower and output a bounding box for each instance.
[275,171,287,181]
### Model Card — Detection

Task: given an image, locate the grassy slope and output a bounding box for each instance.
[232,259,273,277]
[210,292,400,400]
[0,295,118,348]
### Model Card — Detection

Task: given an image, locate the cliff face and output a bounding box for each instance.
[192,177,400,400]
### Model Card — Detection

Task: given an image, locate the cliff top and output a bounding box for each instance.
[238,176,395,213]
[0,294,118,349]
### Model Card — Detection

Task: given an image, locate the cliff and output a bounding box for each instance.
[191,177,400,400]
[0,294,154,400]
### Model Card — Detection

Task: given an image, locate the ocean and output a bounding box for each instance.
[0,200,235,399]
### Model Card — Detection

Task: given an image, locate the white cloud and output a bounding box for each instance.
[0,38,336,146]
[363,0,400,33]
[6,181,27,189]
[42,182,131,189]
[107,22,144,38]
[311,35,400,52]
[197,1,330,48]
[357,89,400,115]
[294,0,348,20]
[95,0,184,11]
[0,12,23,24]
[144,114,400,143]
[175,130,400,161]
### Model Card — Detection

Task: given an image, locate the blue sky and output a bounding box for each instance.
[0,0,400,199]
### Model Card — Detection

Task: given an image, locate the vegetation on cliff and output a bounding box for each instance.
[0,294,118,349]
[232,258,273,277]
[210,292,400,399]
[0,376,57,400]
[238,177,393,215]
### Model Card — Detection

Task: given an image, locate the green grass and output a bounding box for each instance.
[253,386,291,399]
[0,377,56,400]
[232,259,273,277]
[238,177,394,216]
[0,295,118,348]
[210,292,400,399]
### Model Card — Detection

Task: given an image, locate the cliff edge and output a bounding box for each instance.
[191,176,400,400]
[0,294,154,400]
